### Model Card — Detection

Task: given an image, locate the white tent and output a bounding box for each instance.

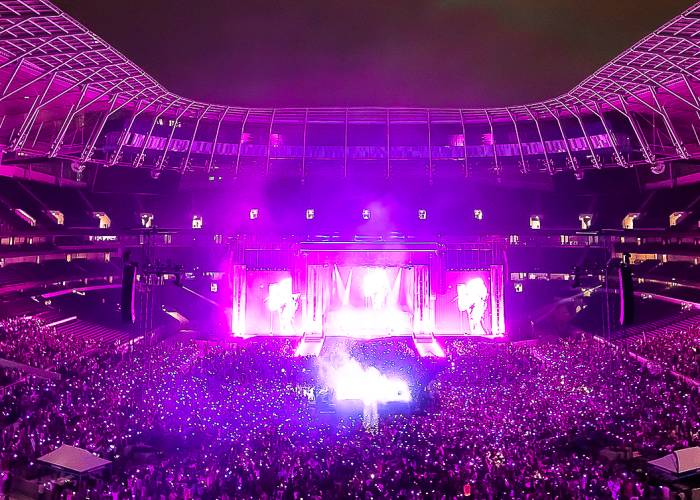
[649,447,700,475]
[38,444,111,474]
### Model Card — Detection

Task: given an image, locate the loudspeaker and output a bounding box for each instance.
[121,264,137,324]
[618,264,634,326]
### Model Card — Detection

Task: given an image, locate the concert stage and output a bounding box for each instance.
[228,240,506,356]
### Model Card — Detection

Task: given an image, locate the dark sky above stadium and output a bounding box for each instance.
[54,0,693,108]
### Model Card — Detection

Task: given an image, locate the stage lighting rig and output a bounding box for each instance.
[651,161,667,175]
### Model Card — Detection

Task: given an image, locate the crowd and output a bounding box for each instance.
[623,319,700,381]
[0,316,97,369]
[0,317,699,498]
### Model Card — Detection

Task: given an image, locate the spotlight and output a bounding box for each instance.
[622,213,639,230]
[306,209,315,220]
[192,215,203,229]
[651,161,666,175]
[529,215,541,230]
[249,208,259,220]
[473,209,483,221]
[418,209,427,220]
[362,209,371,220]
[140,213,154,228]
[579,214,592,230]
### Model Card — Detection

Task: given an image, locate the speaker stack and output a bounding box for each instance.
[618,258,635,326]
[120,263,137,324]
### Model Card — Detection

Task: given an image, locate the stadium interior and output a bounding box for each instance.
[1,0,700,498]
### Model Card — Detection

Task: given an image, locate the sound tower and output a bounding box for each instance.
[618,258,634,326]
[121,263,137,324]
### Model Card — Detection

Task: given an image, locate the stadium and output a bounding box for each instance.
[1,0,700,497]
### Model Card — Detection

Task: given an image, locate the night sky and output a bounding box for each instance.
[54,0,694,108]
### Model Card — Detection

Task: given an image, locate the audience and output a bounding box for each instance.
[0,316,97,369]
[624,320,700,381]
[0,316,699,499]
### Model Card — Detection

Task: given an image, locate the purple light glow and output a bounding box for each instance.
[319,351,410,404]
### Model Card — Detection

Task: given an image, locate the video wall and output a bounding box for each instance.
[234,264,504,338]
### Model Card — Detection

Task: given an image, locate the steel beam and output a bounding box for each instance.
[156,101,194,171]
[47,83,90,157]
[542,102,577,172]
[524,106,553,174]
[108,93,167,166]
[506,108,527,173]
[181,105,210,174]
[207,107,229,174]
[80,87,156,164]
[301,109,308,179]
[133,98,180,168]
[648,85,689,158]
[235,109,249,176]
[265,109,276,176]
[459,109,468,177]
[556,99,600,168]
[484,110,499,174]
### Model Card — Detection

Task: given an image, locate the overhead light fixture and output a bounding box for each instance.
[418,209,427,220]
[622,213,639,230]
[306,209,315,220]
[140,213,154,228]
[651,161,666,175]
[579,214,592,230]
[249,208,259,220]
[362,209,371,220]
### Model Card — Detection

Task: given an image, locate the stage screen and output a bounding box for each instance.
[245,271,302,335]
[435,271,498,337]
[325,266,415,337]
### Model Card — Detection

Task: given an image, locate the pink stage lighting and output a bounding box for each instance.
[330,358,410,404]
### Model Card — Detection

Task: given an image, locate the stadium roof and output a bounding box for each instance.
[1,0,700,177]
